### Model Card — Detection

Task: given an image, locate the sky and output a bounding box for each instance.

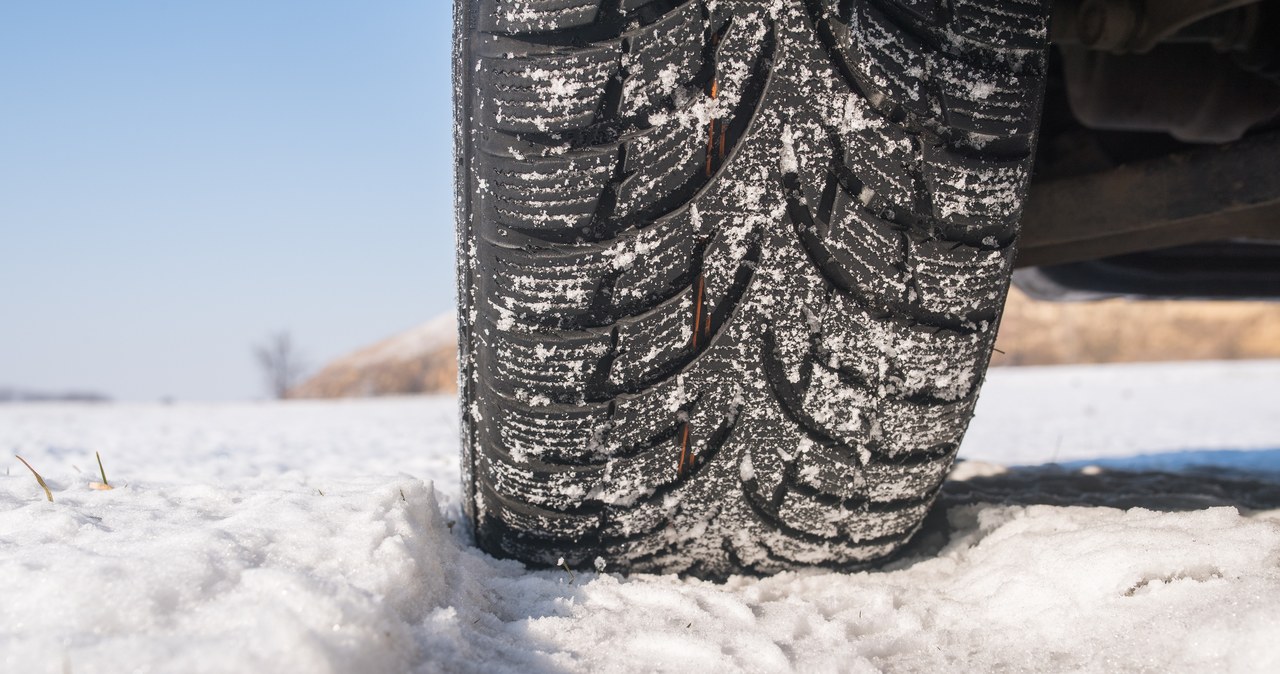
[0,1,454,401]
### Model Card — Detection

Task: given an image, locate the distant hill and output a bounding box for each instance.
[992,288,1280,366]
[289,314,457,398]
[0,388,110,403]
[293,290,1280,398]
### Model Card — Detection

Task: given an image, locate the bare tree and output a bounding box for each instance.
[255,332,307,399]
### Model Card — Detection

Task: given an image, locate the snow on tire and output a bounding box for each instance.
[455,0,1050,576]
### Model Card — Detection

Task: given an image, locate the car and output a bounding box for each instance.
[452,0,1280,576]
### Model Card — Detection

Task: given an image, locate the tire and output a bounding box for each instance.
[454,0,1050,576]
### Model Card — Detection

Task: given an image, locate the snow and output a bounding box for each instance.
[965,359,1280,469]
[3,361,1280,673]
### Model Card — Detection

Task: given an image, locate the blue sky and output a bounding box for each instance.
[1,1,454,401]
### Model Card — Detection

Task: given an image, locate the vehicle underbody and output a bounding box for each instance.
[1020,0,1280,299]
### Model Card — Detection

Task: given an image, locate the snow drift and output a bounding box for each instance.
[2,361,1279,673]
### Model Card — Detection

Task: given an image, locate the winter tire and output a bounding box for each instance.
[454,0,1051,576]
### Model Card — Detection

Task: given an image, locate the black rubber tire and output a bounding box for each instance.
[454,0,1050,576]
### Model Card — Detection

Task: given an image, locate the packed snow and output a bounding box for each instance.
[3,361,1280,673]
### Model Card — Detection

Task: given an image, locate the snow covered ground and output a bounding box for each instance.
[3,360,1279,673]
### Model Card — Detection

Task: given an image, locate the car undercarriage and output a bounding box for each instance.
[1019,0,1280,299]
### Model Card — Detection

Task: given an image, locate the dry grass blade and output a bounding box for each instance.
[90,451,114,491]
[96,451,109,486]
[15,455,53,502]
[557,557,576,585]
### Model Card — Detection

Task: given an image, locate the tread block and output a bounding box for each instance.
[593,443,679,506]
[479,45,621,134]
[616,112,707,219]
[607,291,695,387]
[759,525,903,567]
[816,293,988,400]
[478,0,604,34]
[605,382,686,450]
[488,326,613,402]
[597,500,670,540]
[592,384,738,511]
[755,480,932,545]
[835,98,921,212]
[861,452,952,502]
[881,0,943,24]
[887,323,987,400]
[776,488,843,538]
[479,452,604,510]
[922,146,1029,236]
[492,249,612,321]
[814,293,897,389]
[800,363,875,449]
[746,407,866,503]
[854,499,932,539]
[612,209,704,309]
[934,55,1040,137]
[479,482,603,539]
[621,2,707,115]
[791,435,867,501]
[948,0,1050,52]
[846,2,930,117]
[784,116,838,212]
[487,396,614,465]
[744,414,792,504]
[908,236,1011,323]
[874,396,974,458]
[483,148,617,234]
[489,206,704,327]
[821,193,909,306]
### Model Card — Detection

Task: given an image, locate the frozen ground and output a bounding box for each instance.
[2,360,1280,673]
